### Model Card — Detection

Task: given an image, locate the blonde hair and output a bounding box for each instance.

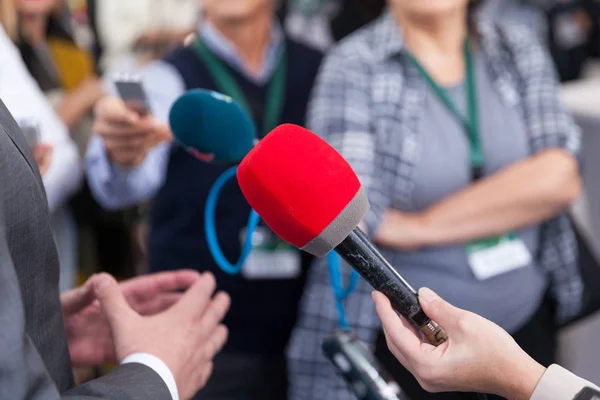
[0,0,66,41]
[0,0,18,40]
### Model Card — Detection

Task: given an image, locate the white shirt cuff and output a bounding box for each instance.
[530,364,599,400]
[121,353,179,400]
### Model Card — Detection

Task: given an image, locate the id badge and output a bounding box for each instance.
[467,233,532,281]
[240,226,302,280]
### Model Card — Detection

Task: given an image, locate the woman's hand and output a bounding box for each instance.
[32,144,53,176]
[373,289,546,400]
[373,149,581,250]
[373,210,429,251]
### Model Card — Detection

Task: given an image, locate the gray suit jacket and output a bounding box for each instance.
[0,99,172,399]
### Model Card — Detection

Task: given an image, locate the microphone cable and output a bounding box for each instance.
[204,163,363,316]
[205,165,261,274]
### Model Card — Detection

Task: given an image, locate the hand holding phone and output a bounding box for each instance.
[113,73,150,116]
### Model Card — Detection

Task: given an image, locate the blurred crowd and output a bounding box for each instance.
[2,0,600,399]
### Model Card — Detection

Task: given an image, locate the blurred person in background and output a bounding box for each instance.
[287,0,584,399]
[0,7,83,292]
[86,0,323,398]
[8,0,103,152]
[283,0,385,50]
[4,0,144,297]
[90,0,201,74]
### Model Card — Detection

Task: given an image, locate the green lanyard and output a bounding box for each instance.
[193,39,287,137]
[289,0,329,16]
[408,39,483,180]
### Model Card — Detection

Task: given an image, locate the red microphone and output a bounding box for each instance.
[238,124,447,346]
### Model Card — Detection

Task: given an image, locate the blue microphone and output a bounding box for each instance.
[169,89,259,275]
[169,89,256,163]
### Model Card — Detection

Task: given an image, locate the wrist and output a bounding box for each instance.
[412,212,435,248]
[502,355,546,400]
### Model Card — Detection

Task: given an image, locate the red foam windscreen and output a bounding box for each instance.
[237,124,362,249]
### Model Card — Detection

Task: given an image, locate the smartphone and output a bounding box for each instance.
[18,118,41,148]
[113,73,150,115]
[322,331,407,400]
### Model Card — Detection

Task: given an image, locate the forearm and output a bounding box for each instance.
[57,94,94,131]
[85,136,170,210]
[418,149,581,246]
[375,149,581,249]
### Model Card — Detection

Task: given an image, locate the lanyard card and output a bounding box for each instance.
[240,226,301,280]
[467,233,532,280]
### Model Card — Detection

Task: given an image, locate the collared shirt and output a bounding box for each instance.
[0,25,82,213]
[85,20,285,210]
[286,11,584,400]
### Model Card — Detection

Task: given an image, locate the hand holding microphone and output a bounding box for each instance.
[374,289,546,400]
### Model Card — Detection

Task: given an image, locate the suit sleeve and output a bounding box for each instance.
[0,192,172,399]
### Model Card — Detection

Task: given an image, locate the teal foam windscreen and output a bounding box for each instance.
[169,89,256,163]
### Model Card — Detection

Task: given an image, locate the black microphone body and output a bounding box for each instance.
[335,228,448,345]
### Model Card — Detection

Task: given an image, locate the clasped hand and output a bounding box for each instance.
[61,271,231,399]
[62,270,199,367]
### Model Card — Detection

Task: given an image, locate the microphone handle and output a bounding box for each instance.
[335,228,448,346]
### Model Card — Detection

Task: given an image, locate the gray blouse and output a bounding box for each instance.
[398,52,547,331]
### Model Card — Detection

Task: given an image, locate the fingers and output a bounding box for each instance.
[94,97,139,125]
[60,279,96,315]
[94,116,156,139]
[92,273,138,330]
[33,144,52,162]
[172,273,217,317]
[372,292,423,361]
[123,270,201,302]
[196,292,231,341]
[134,293,182,315]
[197,362,214,390]
[418,288,464,334]
[202,325,229,362]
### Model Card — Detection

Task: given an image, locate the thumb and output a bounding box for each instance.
[92,273,138,330]
[418,288,464,334]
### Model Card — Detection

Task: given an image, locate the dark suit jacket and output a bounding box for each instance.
[0,99,171,399]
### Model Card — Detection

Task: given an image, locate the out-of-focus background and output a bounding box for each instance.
[2,0,600,398]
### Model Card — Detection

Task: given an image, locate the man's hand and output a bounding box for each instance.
[93,272,230,399]
[32,144,53,176]
[62,270,202,367]
[373,289,546,400]
[93,96,172,168]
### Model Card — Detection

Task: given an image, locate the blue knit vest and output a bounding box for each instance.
[151,39,322,355]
